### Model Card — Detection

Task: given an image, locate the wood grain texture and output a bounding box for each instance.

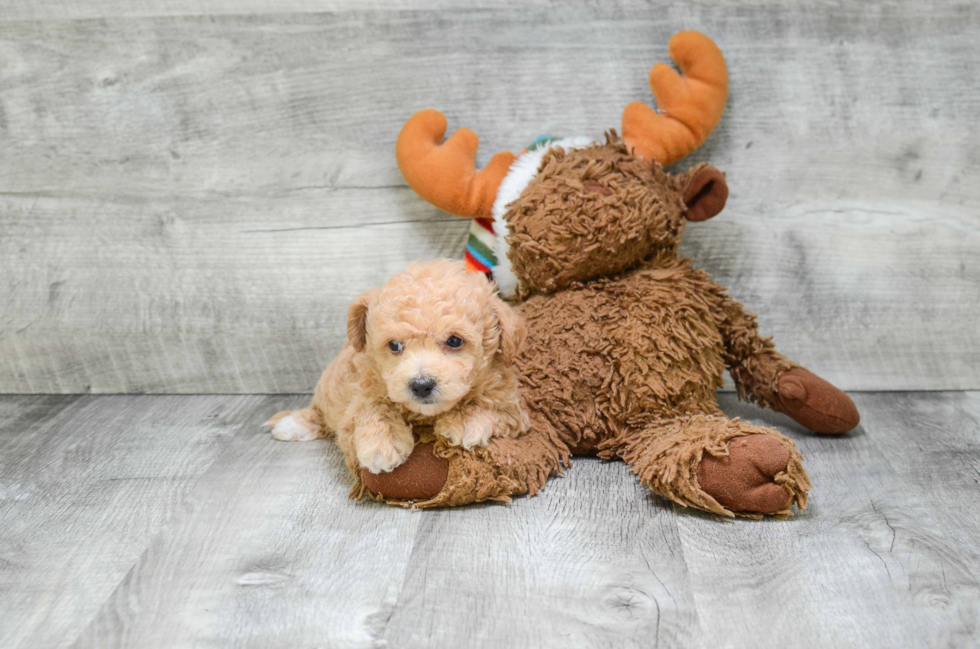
[0,394,269,649]
[1,392,978,647]
[1,3,978,392]
[381,464,700,648]
[0,0,613,21]
[688,393,980,648]
[70,395,426,649]
[3,0,881,21]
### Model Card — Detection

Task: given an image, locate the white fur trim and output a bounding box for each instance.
[491,136,596,297]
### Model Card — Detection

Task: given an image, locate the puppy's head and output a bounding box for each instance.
[348,259,525,416]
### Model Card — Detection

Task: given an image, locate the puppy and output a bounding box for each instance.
[265,259,530,474]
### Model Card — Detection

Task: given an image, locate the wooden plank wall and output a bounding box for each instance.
[1,2,978,393]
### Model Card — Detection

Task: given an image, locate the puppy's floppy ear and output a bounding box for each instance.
[347,291,374,352]
[491,293,526,365]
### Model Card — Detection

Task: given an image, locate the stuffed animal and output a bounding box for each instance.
[361,30,860,517]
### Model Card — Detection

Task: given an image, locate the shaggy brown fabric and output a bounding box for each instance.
[601,416,809,518]
[363,139,857,516]
[516,254,728,453]
[363,413,570,508]
[717,294,800,410]
[506,137,688,297]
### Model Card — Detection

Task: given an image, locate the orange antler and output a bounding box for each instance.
[396,109,516,219]
[621,31,728,166]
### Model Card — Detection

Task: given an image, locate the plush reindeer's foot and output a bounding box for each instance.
[610,415,810,518]
[776,368,860,434]
[359,419,569,508]
[697,434,796,515]
[361,443,449,501]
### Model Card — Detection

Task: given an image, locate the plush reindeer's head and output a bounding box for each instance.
[501,140,731,294]
[396,31,731,296]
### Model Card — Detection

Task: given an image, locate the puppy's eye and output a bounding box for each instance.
[446,335,464,349]
[388,340,403,353]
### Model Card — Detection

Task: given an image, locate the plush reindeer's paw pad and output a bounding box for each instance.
[776,368,860,434]
[697,434,793,515]
[361,444,449,501]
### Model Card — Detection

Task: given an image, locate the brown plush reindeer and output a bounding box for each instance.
[362,31,860,517]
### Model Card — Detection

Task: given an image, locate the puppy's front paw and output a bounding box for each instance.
[356,423,414,473]
[461,415,494,450]
[359,439,413,473]
[436,411,494,450]
[434,417,466,448]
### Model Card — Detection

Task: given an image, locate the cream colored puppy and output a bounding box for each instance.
[265,259,530,474]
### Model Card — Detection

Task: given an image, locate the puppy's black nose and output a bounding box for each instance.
[409,376,437,400]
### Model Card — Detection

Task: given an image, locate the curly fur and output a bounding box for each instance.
[281,140,846,517]
[599,415,810,518]
[383,142,813,517]
[270,260,530,475]
[353,413,571,507]
[498,142,808,515]
[506,137,688,296]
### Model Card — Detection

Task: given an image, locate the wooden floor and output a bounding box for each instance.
[1,393,977,648]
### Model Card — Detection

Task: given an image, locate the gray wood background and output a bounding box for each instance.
[1,1,978,393]
[2,392,978,647]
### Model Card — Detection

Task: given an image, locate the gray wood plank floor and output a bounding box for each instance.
[1,393,977,648]
[2,2,979,393]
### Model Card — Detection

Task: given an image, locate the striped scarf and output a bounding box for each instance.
[463,136,564,285]
[464,217,498,278]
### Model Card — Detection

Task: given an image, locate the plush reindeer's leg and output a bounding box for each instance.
[716,293,860,434]
[360,413,570,508]
[601,415,810,518]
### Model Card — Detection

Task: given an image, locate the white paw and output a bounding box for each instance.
[356,431,413,473]
[434,419,465,447]
[271,413,320,442]
[460,416,494,450]
[435,413,494,450]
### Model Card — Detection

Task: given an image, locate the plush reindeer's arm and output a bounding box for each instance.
[715,292,860,434]
[716,294,797,407]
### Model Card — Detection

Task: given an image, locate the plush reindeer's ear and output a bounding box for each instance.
[683,166,728,222]
[347,292,373,351]
[491,294,526,365]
